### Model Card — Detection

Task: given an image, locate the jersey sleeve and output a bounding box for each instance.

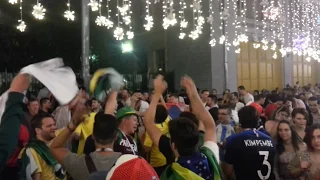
[143,132,153,148]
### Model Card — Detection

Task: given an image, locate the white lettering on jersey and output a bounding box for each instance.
[244,140,273,147]
[119,139,138,151]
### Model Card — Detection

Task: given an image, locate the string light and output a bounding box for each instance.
[88,0,99,11]
[224,0,231,50]
[178,0,187,39]
[114,0,124,40]
[252,0,260,49]
[64,0,75,21]
[95,0,107,26]
[162,0,177,30]
[144,0,153,31]
[232,0,240,52]
[9,0,18,5]
[189,0,204,40]
[261,0,268,51]
[238,0,248,43]
[278,0,286,57]
[218,0,225,44]
[17,0,26,32]
[105,0,113,29]
[270,0,277,53]
[123,0,133,39]
[32,0,46,20]
[208,0,215,46]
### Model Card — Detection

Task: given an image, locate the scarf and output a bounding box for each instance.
[161,146,222,180]
[20,140,64,180]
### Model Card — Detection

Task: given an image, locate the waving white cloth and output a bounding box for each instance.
[0,58,78,124]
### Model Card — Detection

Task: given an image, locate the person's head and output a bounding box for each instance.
[238,106,259,129]
[276,97,284,107]
[217,98,223,106]
[30,113,57,142]
[169,117,199,157]
[28,97,39,116]
[276,120,300,154]
[298,93,305,101]
[179,112,199,127]
[272,106,290,121]
[91,98,101,110]
[254,94,266,105]
[211,89,217,95]
[207,94,217,107]
[224,89,230,94]
[238,86,246,95]
[304,124,320,151]
[155,105,168,124]
[218,105,231,124]
[116,107,139,135]
[92,112,118,147]
[253,90,259,96]
[40,98,51,111]
[121,89,129,99]
[169,93,179,104]
[200,90,210,102]
[292,108,308,129]
[308,96,319,114]
[142,92,150,101]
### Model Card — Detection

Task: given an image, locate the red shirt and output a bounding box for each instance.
[6,125,29,167]
[265,103,278,119]
[249,102,263,116]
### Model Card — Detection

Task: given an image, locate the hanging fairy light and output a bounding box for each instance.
[208,0,215,46]
[64,0,75,21]
[114,0,124,40]
[8,0,18,4]
[269,0,277,52]
[105,0,113,29]
[122,0,133,39]
[238,0,248,43]
[162,0,177,30]
[278,0,286,57]
[32,0,46,20]
[144,0,153,31]
[252,0,260,49]
[232,0,239,47]
[16,0,26,32]
[261,0,269,51]
[178,0,187,39]
[88,0,99,11]
[95,0,107,26]
[189,0,204,40]
[218,0,225,44]
[224,0,230,50]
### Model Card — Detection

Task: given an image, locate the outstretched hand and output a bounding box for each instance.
[180,75,197,96]
[154,75,167,95]
[10,74,30,93]
[71,102,88,126]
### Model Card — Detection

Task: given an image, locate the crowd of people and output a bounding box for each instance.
[1,62,320,180]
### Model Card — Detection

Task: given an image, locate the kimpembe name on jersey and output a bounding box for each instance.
[243,139,274,147]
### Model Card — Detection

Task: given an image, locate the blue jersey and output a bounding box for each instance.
[224,130,276,180]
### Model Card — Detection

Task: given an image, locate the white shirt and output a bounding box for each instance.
[243,93,254,105]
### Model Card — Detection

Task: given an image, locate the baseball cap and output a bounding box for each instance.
[106,155,159,180]
[116,107,138,120]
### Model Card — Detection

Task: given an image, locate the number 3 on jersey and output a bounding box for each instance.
[257,151,271,180]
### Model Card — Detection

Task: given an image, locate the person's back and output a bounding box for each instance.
[223,106,276,180]
[224,130,275,179]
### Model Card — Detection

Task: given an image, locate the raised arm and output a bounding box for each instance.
[144,75,167,147]
[0,74,30,172]
[181,76,217,143]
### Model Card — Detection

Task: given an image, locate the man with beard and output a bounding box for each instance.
[20,113,64,180]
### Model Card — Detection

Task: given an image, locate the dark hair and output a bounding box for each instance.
[238,86,245,90]
[201,90,209,94]
[212,89,217,92]
[219,104,231,115]
[254,94,266,102]
[276,120,300,154]
[308,96,318,102]
[269,94,280,103]
[238,106,259,128]
[93,112,118,145]
[40,98,50,106]
[28,97,38,105]
[169,117,199,156]
[291,108,309,122]
[155,105,168,124]
[169,93,179,99]
[232,92,239,98]
[270,106,290,120]
[304,124,320,151]
[208,94,217,104]
[180,112,198,127]
[30,113,54,139]
[254,90,259,94]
